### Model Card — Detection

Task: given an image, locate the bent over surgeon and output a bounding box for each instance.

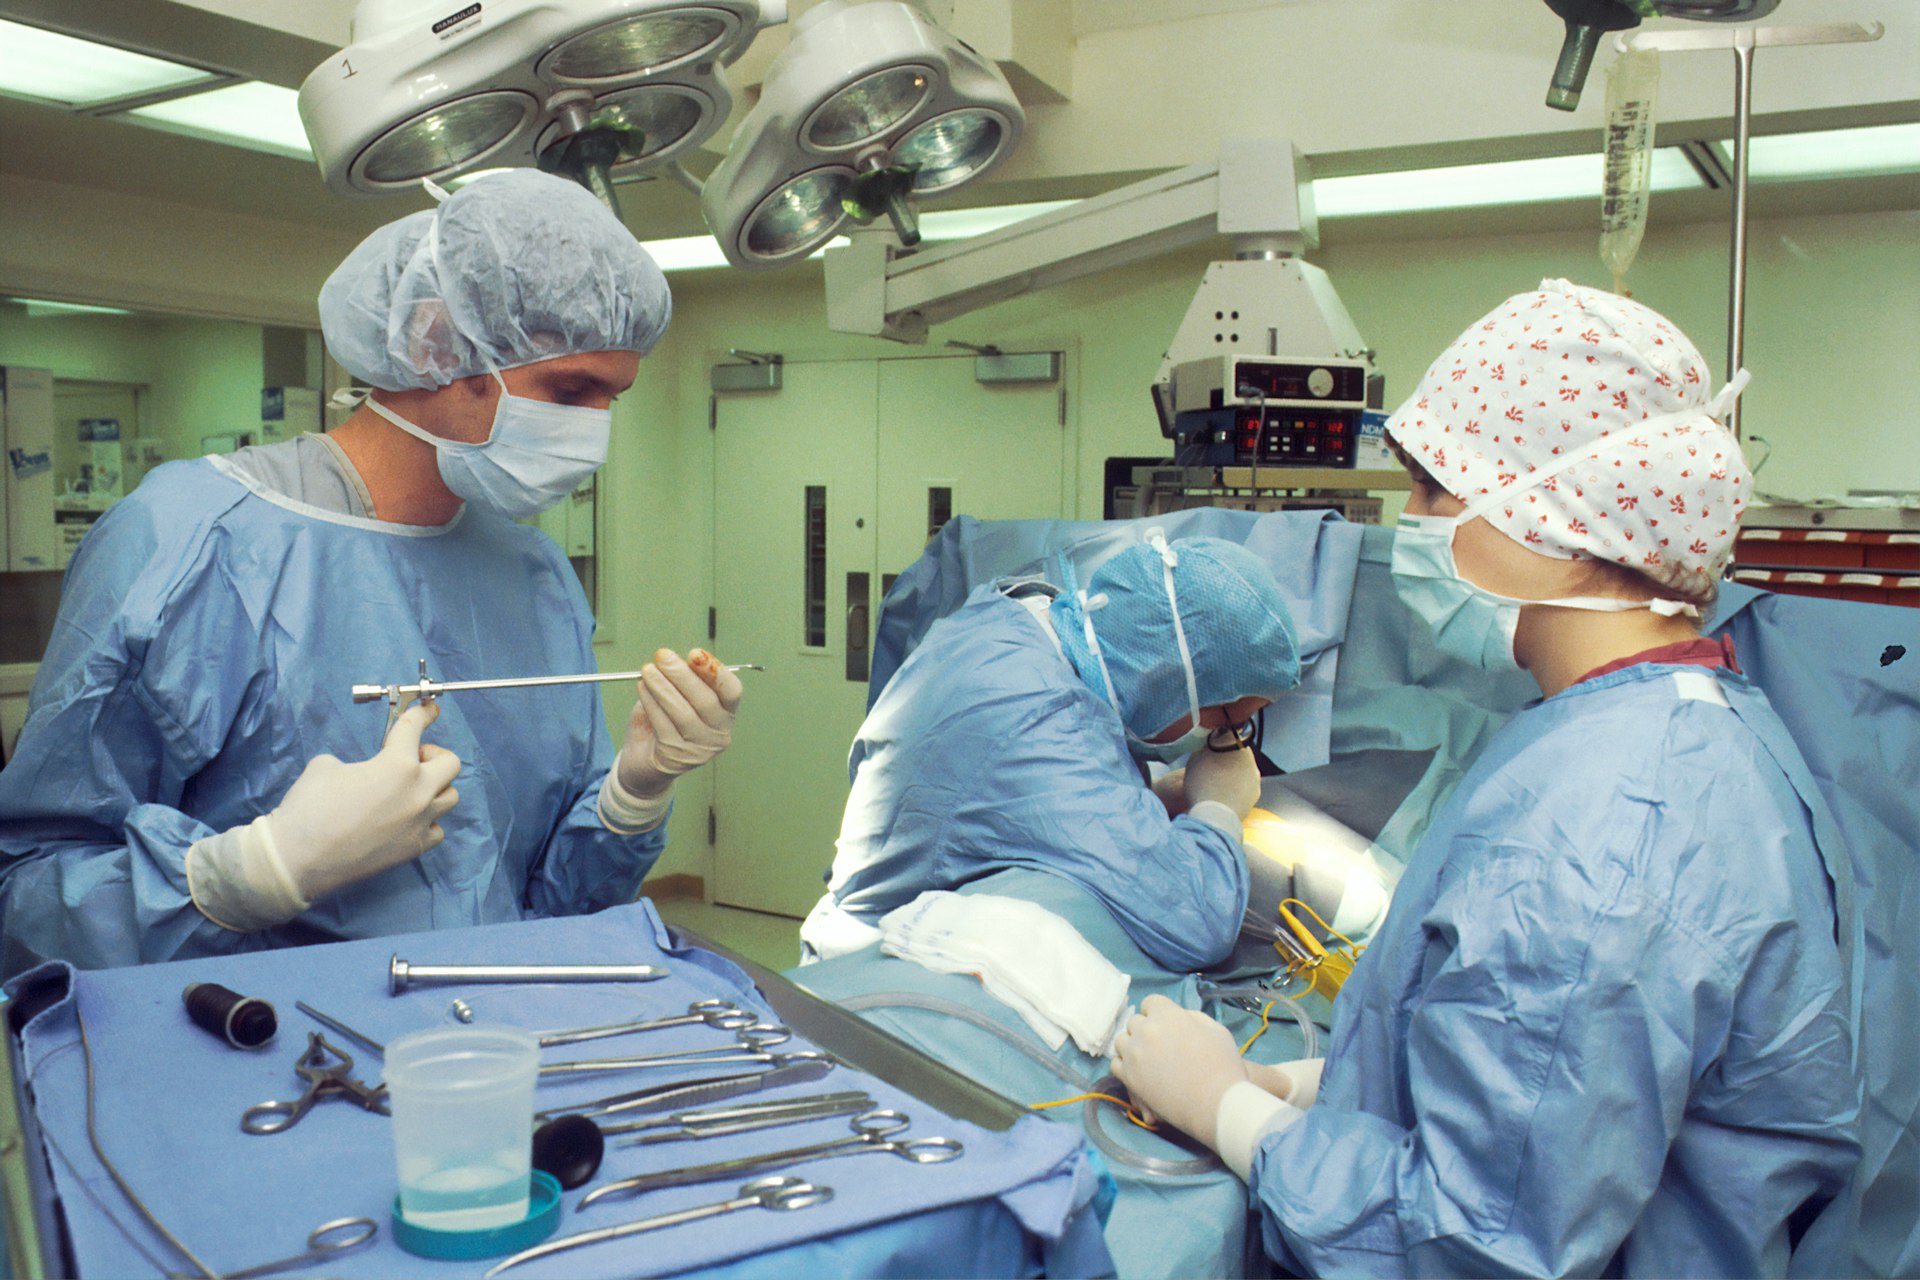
[802,531,1301,973]
[0,171,741,977]
[1111,280,1861,1275]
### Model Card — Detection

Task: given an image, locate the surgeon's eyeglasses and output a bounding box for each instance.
[1206,719,1257,753]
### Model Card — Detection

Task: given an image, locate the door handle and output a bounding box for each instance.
[845,571,870,683]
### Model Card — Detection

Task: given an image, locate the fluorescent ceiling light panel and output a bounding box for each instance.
[9,297,137,318]
[0,18,218,108]
[126,82,312,160]
[1748,122,1920,181]
[1314,149,1702,218]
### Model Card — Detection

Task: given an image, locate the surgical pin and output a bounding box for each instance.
[582,1109,962,1207]
[296,1002,386,1057]
[389,955,667,994]
[484,1177,831,1278]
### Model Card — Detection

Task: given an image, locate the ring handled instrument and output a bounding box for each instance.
[581,1109,963,1207]
[536,998,756,1048]
[538,1024,796,1077]
[535,1055,837,1123]
[168,1217,377,1280]
[242,1033,390,1135]
[484,1176,829,1278]
[605,1090,876,1141]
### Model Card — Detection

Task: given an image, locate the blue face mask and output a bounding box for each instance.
[1127,723,1211,765]
[366,369,610,519]
[1392,505,1701,674]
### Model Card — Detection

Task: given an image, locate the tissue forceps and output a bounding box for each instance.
[242,1034,390,1134]
[581,1109,963,1206]
[485,1176,830,1278]
[536,999,756,1048]
[167,1218,376,1280]
[539,1024,797,1077]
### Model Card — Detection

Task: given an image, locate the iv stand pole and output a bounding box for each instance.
[1616,20,1883,443]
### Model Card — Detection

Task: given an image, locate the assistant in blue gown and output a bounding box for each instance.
[802,533,1301,974]
[0,458,665,976]
[1250,660,1862,1276]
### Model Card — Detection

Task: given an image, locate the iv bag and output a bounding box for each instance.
[1600,47,1661,294]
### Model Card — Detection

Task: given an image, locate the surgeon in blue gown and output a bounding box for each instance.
[1112,281,1863,1276]
[801,529,1302,973]
[0,171,742,977]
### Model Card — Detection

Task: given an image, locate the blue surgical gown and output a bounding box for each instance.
[0,460,666,976]
[1253,662,1862,1276]
[807,584,1248,973]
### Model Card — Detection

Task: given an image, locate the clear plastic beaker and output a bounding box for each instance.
[386,1025,540,1232]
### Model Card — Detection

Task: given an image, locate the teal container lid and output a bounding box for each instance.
[392,1171,563,1260]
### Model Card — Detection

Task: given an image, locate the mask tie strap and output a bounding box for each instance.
[1076,591,1118,706]
[1145,529,1203,733]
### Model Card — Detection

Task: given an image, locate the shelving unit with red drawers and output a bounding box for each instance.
[1733,506,1920,609]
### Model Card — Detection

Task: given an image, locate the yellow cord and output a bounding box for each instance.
[1273,897,1366,1001]
[1238,1001,1275,1055]
[1030,1091,1158,1131]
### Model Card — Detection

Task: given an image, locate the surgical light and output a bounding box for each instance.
[0,18,221,109]
[299,0,767,202]
[701,0,1024,269]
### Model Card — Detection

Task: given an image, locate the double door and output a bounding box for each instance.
[709,354,1068,916]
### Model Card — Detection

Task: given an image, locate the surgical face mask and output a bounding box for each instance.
[1392,486,1699,675]
[1127,723,1211,765]
[365,369,610,518]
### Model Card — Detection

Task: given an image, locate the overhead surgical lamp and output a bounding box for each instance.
[700,0,1025,268]
[299,0,779,213]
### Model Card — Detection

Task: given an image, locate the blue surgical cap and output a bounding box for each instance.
[1051,534,1301,739]
[319,170,671,391]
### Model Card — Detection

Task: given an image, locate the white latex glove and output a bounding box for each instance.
[1182,745,1260,819]
[1108,994,1252,1146]
[616,648,743,798]
[1150,768,1190,817]
[187,702,461,930]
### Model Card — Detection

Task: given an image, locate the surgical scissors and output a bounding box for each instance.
[485,1176,829,1278]
[167,1218,376,1280]
[242,1034,389,1134]
[581,1109,963,1206]
[539,1024,799,1077]
[536,998,757,1048]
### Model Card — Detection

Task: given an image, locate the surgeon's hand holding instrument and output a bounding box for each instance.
[1183,742,1261,820]
[581,1109,962,1207]
[614,648,745,798]
[185,701,461,932]
[484,1176,832,1278]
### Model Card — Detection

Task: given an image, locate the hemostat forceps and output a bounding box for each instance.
[243,1034,390,1134]
[486,1177,829,1277]
[581,1109,962,1206]
[539,1026,809,1077]
[536,998,757,1048]
[605,1090,875,1141]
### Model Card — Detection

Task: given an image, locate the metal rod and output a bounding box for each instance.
[390,956,666,995]
[1726,34,1754,442]
[352,663,762,705]
[295,1002,386,1057]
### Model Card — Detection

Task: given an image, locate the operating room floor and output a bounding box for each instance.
[652,896,803,973]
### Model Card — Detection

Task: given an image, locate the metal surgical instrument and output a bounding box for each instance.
[243,1034,390,1135]
[389,955,667,993]
[167,1218,377,1280]
[581,1109,963,1206]
[295,1002,385,1057]
[536,998,756,1047]
[484,1176,830,1278]
[607,1091,875,1141]
[539,1025,799,1076]
[535,1056,837,1123]
[354,659,766,739]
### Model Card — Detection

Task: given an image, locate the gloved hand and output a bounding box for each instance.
[1108,994,1251,1145]
[1183,744,1260,818]
[616,649,743,798]
[1150,768,1191,817]
[186,702,461,931]
[272,701,463,900]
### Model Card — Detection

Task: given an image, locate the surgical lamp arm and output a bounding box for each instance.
[823,138,1319,344]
